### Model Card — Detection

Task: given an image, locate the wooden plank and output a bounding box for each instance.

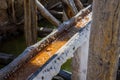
[87,0,120,80]
[24,0,37,46]
[35,0,61,27]
[61,0,78,18]
[31,0,38,44]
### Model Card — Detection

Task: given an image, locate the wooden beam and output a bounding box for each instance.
[71,23,91,80]
[28,21,91,80]
[67,0,78,14]
[24,0,32,46]
[0,6,92,80]
[87,0,120,80]
[24,0,37,46]
[61,0,78,18]
[74,0,84,11]
[35,0,61,27]
[31,0,38,44]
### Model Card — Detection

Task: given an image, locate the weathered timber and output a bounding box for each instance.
[61,0,78,18]
[31,0,38,44]
[74,0,84,11]
[28,20,92,80]
[62,10,68,21]
[35,0,61,27]
[7,12,91,80]
[67,0,78,14]
[0,6,91,80]
[87,0,120,80]
[0,46,38,80]
[72,28,90,80]
[24,0,37,46]
[58,5,92,33]
[24,0,32,46]
[11,0,16,23]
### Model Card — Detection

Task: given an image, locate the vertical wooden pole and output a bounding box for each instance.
[24,0,37,46]
[72,24,91,80]
[31,0,37,44]
[87,0,120,80]
[72,41,89,80]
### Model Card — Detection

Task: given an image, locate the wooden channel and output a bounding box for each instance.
[0,5,92,80]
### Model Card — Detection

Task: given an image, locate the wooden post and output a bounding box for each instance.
[72,41,89,80]
[31,0,38,44]
[24,0,37,46]
[71,22,91,80]
[87,0,120,80]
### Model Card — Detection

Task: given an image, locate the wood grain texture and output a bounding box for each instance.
[87,0,120,80]
[72,42,89,80]
[71,22,91,80]
[24,0,37,46]
[35,0,61,27]
[31,0,37,44]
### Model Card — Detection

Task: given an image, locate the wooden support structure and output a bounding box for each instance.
[0,6,92,80]
[61,0,78,18]
[28,19,92,80]
[24,0,37,46]
[67,0,78,14]
[35,0,61,27]
[31,0,38,45]
[1,0,120,80]
[87,0,120,80]
[74,0,84,11]
[72,24,91,80]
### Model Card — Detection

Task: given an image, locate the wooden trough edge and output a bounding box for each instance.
[28,20,92,80]
[0,5,92,80]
